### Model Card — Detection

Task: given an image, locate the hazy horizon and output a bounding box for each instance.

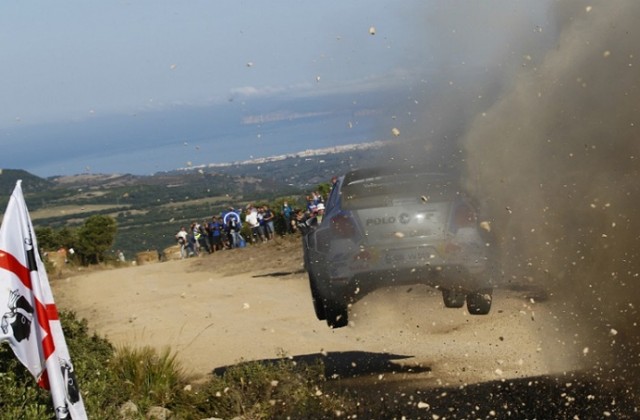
[1,86,411,177]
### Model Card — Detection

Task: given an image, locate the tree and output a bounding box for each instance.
[316,182,332,201]
[35,226,58,251]
[56,226,77,250]
[76,215,117,264]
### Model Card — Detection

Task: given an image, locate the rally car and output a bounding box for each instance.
[303,166,497,328]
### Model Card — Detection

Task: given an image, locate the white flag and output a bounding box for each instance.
[0,181,87,420]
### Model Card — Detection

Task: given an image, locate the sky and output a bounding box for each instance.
[1,1,422,124]
[0,1,553,176]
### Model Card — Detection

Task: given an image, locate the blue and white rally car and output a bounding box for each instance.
[303,166,498,328]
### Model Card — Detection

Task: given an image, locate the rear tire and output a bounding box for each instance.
[325,299,349,328]
[466,289,493,315]
[308,274,326,320]
[442,289,466,308]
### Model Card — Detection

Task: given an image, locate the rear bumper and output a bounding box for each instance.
[308,253,495,299]
[337,264,493,293]
[306,232,497,297]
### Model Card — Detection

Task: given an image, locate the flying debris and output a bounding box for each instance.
[391,127,400,137]
[369,26,376,35]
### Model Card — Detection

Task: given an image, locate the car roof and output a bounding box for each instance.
[343,166,454,186]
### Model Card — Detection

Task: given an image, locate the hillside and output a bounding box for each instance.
[0,144,391,257]
[0,168,53,194]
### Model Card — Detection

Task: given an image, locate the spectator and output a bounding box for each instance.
[187,230,198,257]
[306,196,316,214]
[224,209,242,248]
[257,206,267,240]
[175,226,188,259]
[312,191,324,206]
[263,205,275,240]
[245,206,264,243]
[199,219,211,253]
[294,209,316,235]
[315,202,325,224]
[207,216,224,252]
[190,222,201,256]
[282,201,293,234]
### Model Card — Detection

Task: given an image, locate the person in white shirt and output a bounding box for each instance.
[175,226,188,258]
[245,207,264,243]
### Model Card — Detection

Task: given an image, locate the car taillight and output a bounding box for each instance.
[330,211,358,238]
[453,203,476,229]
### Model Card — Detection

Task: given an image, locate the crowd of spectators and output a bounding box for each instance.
[173,190,327,259]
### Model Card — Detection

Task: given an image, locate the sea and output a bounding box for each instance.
[2,92,394,178]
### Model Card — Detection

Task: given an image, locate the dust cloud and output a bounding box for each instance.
[460,1,640,391]
[373,1,639,394]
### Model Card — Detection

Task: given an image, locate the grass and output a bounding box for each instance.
[182,358,354,419]
[110,346,185,411]
[0,311,355,419]
[29,204,128,220]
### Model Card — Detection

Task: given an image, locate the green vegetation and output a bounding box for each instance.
[0,312,122,419]
[35,215,118,266]
[36,226,76,251]
[0,312,354,419]
[75,215,117,264]
[184,357,354,419]
[110,346,185,412]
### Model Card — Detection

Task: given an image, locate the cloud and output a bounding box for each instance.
[241,111,332,125]
[229,85,289,98]
[229,69,423,102]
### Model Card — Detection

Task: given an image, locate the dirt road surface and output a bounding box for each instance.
[52,236,635,417]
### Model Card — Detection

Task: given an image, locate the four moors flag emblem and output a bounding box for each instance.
[0,181,87,419]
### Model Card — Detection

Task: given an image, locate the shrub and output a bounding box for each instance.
[0,347,51,419]
[0,311,122,419]
[109,345,187,412]
[181,358,355,419]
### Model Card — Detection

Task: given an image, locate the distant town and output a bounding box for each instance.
[179,140,386,171]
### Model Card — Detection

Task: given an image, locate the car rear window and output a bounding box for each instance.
[341,172,460,209]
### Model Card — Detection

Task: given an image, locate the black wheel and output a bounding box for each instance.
[467,289,493,315]
[325,299,349,328]
[442,289,466,308]
[308,273,326,320]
